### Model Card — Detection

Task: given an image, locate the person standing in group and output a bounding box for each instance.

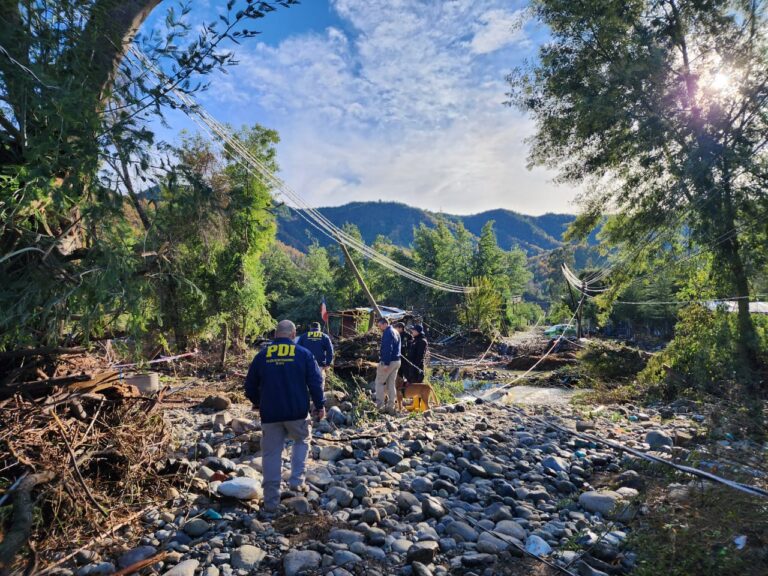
[374,317,401,414]
[392,321,411,390]
[297,321,334,389]
[244,320,325,515]
[405,324,428,383]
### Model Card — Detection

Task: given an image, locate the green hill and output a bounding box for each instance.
[276,201,584,254]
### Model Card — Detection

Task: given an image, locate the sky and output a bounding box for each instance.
[139,0,579,216]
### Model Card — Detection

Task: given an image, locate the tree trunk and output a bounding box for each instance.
[716,183,760,389]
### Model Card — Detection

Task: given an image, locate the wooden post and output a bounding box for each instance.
[337,239,382,323]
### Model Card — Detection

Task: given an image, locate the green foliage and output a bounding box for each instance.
[512,0,768,373]
[430,376,465,405]
[628,485,768,576]
[639,305,768,399]
[458,277,503,334]
[267,214,535,336]
[140,126,277,348]
[579,341,649,382]
[263,242,335,327]
[0,1,296,350]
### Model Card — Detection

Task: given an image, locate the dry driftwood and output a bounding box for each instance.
[0,470,56,575]
[0,346,87,361]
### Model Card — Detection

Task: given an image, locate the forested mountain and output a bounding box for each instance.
[276,201,586,254]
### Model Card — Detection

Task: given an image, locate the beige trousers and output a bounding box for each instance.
[375,360,401,411]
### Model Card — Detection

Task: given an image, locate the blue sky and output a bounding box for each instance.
[138,0,577,215]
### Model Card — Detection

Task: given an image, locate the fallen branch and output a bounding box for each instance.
[36,509,148,575]
[112,551,168,576]
[0,471,56,575]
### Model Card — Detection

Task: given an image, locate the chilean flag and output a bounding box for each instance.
[321,296,329,324]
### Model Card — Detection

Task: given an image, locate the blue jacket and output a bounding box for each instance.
[297,330,334,366]
[380,325,401,365]
[244,338,324,424]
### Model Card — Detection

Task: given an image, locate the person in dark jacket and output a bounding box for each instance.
[297,322,334,389]
[405,325,428,383]
[244,320,324,514]
[392,321,411,382]
[374,317,401,414]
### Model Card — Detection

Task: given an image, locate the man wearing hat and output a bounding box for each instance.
[405,325,428,384]
[297,321,334,389]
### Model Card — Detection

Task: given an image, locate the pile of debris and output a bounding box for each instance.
[332,333,381,380]
[0,350,177,573]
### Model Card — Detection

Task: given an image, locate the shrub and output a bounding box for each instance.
[638,305,768,400]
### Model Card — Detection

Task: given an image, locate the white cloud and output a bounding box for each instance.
[470,9,527,54]
[204,0,577,215]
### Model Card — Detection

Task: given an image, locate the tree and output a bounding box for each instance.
[145,126,277,348]
[0,1,296,349]
[510,0,768,384]
[458,277,503,334]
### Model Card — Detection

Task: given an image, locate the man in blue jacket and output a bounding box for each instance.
[297,322,334,389]
[374,317,401,414]
[244,320,325,514]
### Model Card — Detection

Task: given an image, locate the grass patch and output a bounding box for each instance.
[430,376,465,405]
[628,484,768,576]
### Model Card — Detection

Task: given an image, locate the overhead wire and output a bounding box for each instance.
[126,47,474,294]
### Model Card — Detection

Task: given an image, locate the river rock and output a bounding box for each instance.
[327,406,346,425]
[646,430,673,450]
[76,563,115,576]
[202,395,231,410]
[162,560,199,576]
[182,518,210,537]
[579,490,622,516]
[422,497,447,519]
[525,535,552,557]
[231,417,256,434]
[494,520,527,541]
[329,528,365,545]
[406,541,439,564]
[327,486,354,507]
[411,477,433,493]
[117,546,157,569]
[231,545,266,570]
[284,550,321,576]
[218,477,262,499]
[542,455,569,473]
[379,448,404,466]
[446,521,479,542]
[320,445,345,461]
[284,496,312,514]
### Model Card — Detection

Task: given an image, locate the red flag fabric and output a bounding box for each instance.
[321,297,329,323]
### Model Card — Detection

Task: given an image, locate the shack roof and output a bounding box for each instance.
[704,301,768,314]
[332,306,410,320]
